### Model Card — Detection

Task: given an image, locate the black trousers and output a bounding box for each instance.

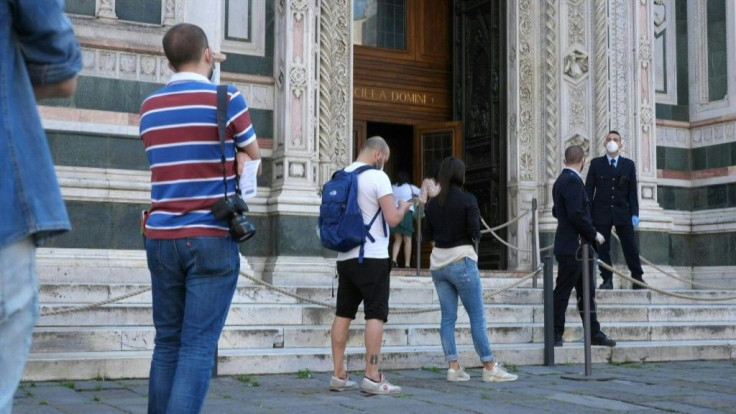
[596,223,644,282]
[553,252,601,337]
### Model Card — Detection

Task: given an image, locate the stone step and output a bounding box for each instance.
[23,339,736,381]
[38,282,736,306]
[30,322,736,354]
[36,302,736,327]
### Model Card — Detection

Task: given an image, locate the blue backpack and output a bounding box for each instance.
[319,165,386,263]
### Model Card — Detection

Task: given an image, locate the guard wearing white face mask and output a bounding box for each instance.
[584,130,647,290]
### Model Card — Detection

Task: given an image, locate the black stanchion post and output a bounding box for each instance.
[581,243,593,376]
[543,255,554,366]
[212,347,218,377]
[561,243,613,381]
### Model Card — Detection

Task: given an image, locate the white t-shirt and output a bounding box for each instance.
[391,183,420,212]
[336,162,394,261]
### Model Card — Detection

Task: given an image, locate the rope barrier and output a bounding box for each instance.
[39,265,543,317]
[480,216,554,253]
[597,260,736,302]
[40,286,152,317]
[609,232,733,290]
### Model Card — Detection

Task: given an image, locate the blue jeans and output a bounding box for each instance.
[431,257,494,364]
[0,237,37,414]
[146,237,239,414]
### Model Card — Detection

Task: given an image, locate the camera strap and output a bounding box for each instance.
[216,84,241,198]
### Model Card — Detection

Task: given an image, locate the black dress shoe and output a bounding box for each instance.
[554,334,563,347]
[591,331,616,347]
[599,279,613,290]
[632,283,648,290]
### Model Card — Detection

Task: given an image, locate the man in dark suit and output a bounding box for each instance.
[585,130,646,290]
[552,145,616,347]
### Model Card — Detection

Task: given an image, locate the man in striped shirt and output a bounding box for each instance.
[139,23,260,414]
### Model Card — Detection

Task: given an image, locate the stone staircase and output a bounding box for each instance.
[23,250,736,381]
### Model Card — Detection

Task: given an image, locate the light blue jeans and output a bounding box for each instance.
[0,237,37,414]
[146,237,239,414]
[431,257,494,364]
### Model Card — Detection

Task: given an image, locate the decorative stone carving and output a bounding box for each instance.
[292,0,309,22]
[608,0,633,146]
[593,0,609,150]
[290,57,307,98]
[517,0,536,181]
[288,162,306,178]
[319,0,352,182]
[564,134,590,155]
[97,0,117,19]
[162,0,176,26]
[568,85,586,130]
[544,0,558,184]
[563,49,588,80]
[567,0,585,46]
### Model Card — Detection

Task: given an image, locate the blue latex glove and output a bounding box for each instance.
[632,215,640,227]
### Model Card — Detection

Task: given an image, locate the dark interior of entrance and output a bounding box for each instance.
[367,122,414,185]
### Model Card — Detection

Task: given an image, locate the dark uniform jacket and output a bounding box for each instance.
[553,168,598,256]
[585,156,639,226]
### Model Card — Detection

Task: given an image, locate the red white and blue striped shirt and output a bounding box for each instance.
[140,72,256,239]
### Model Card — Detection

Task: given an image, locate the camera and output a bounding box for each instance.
[211,195,256,242]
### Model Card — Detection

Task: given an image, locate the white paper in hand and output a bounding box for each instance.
[238,159,261,199]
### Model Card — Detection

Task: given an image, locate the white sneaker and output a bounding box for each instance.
[482,362,518,382]
[329,374,358,391]
[360,374,402,395]
[446,367,470,382]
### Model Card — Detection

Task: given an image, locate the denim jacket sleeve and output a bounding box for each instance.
[11,0,82,85]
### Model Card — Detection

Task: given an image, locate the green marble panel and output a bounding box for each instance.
[675,0,689,106]
[657,186,676,210]
[706,142,732,169]
[638,231,670,265]
[691,232,729,266]
[669,233,691,267]
[664,147,690,171]
[692,147,707,170]
[47,131,148,170]
[44,77,163,114]
[706,184,728,209]
[44,201,149,250]
[691,187,708,210]
[220,1,274,76]
[271,215,322,256]
[250,109,273,141]
[65,0,95,16]
[115,0,161,25]
[729,183,736,208]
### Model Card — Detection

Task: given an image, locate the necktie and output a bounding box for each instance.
[610,159,616,169]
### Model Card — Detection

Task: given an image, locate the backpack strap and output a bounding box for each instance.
[350,164,380,264]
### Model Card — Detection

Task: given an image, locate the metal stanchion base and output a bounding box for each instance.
[560,373,615,381]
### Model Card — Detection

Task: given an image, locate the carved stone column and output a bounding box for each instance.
[507,0,541,270]
[262,0,329,284]
[96,0,117,19]
[318,0,352,184]
[609,0,670,231]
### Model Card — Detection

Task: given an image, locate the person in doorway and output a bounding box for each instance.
[584,130,646,290]
[553,145,616,348]
[329,136,411,395]
[139,23,261,413]
[422,157,518,383]
[390,171,420,268]
[0,1,81,412]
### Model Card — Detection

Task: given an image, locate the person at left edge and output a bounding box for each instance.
[139,23,261,414]
[1,1,81,413]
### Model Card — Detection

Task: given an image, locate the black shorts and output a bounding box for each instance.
[335,258,391,322]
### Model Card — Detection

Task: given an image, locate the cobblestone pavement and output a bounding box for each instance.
[13,360,736,413]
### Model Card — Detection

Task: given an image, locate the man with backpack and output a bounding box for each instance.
[326,136,411,395]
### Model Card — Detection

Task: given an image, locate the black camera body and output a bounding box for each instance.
[211,195,256,242]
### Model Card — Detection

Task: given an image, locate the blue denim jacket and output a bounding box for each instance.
[0,0,82,247]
